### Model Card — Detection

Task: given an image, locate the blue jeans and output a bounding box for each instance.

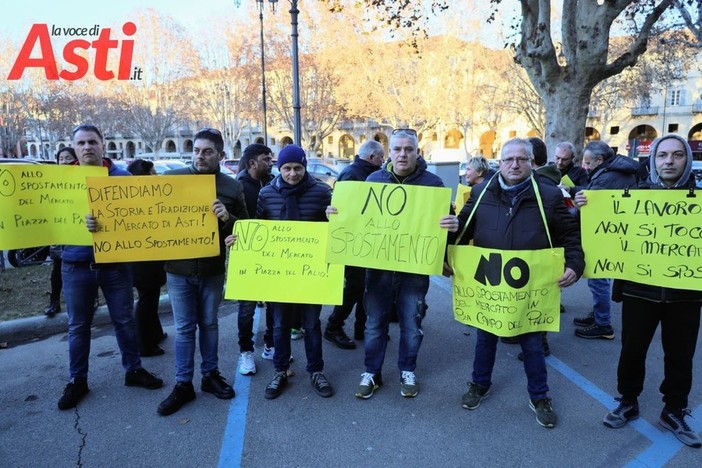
[238,301,273,352]
[62,262,141,379]
[271,303,323,373]
[363,270,429,375]
[588,278,611,327]
[167,273,224,383]
[472,330,549,400]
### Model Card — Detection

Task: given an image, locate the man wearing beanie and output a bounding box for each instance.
[252,144,335,399]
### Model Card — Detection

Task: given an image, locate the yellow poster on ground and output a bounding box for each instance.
[581,190,702,290]
[0,164,106,249]
[86,175,219,262]
[448,245,564,336]
[455,184,471,214]
[225,220,343,305]
[326,181,452,275]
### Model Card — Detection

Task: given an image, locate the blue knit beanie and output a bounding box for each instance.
[277,144,307,169]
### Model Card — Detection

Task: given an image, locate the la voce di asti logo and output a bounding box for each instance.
[8,22,142,81]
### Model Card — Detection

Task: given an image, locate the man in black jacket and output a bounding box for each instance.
[235,144,274,375]
[554,141,588,192]
[323,140,384,349]
[157,128,248,416]
[448,138,584,428]
[572,141,637,340]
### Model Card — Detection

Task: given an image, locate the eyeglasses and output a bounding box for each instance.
[655,151,686,161]
[392,128,417,136]
[501,157,532,165]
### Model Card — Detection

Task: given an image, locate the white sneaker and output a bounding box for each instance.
[261,345,293,362]
[238,351,256,375]
[291,328,305,340]
[261,346,274,360]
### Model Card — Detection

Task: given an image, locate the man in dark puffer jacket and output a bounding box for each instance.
[255,144,334,400]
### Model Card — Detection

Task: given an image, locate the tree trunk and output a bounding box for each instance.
[541,81,594,161]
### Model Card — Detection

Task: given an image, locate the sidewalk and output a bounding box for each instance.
[0,295,171,346]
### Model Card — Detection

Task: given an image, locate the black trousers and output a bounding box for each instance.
[50,258,62,303]
[135,285,164,351]
[326,266,366,336]
[617,296,701,410]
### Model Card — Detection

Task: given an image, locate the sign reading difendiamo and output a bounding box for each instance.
[581,190,702,290]
[7,22,143,81]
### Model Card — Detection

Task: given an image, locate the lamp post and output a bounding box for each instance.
[255,0,269,145]
[237,0,301,146]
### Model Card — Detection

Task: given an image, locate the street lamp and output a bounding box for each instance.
[236,0,301,146]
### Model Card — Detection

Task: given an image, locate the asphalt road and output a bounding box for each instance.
[0,276,700,467]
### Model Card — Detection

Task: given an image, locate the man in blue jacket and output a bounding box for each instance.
[355,129,446,399]
[58,125,163,411]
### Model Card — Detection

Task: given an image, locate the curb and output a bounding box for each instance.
[0,295,171,346]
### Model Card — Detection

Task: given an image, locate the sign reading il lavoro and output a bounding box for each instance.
[581,190,701,290]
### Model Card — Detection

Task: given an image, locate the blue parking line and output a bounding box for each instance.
[548,355,702,466]
[218,306,261,468]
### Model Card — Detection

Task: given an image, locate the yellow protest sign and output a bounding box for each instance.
[327,181,452,275]
[560,174,575,187]
[581,190,702,290]
[455,184,471,214]
[448,245,564,336]
[0,164,107,249]
[86,175,219,262]
[225,220,344,304]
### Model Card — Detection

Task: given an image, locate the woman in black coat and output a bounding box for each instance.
[128,159,167,356]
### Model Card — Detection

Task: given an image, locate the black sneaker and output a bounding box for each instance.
[44,301,61,317]
[573,311,595,327]
[462,382,490,410]
[575,324,615,340]
[125,368,163,389]
[530,398,557,428]
[311,371,334,397]
[58,378,89,410]
[265,371,288,399]
[324,328,357,350]
[659,408,702,448]
[157,382,196,416]
[603,398,639,428]
[201,370,234,399]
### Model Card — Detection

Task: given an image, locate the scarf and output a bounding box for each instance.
[278,172,312,220]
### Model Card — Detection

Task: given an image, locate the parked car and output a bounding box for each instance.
[154,160,187,174]
[221,159,241,175]
[0,158,41,165]
[692,160,702,188]
[307,163,339,189]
